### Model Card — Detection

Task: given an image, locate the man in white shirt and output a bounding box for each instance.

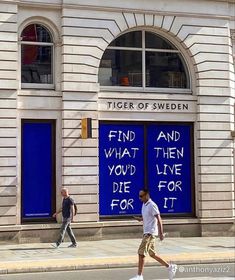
[130,189,177,280]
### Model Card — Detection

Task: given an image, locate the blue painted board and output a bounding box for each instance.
[99,123,145,216]
[22,122,53,218]
[99,123,193,216]
[147,124,192,214]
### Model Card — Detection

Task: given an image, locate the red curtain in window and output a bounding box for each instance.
[22,24,38,65]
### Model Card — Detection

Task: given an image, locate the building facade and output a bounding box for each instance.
[0,0,234,242]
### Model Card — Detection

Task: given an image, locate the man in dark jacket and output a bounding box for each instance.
[52,188,77,248]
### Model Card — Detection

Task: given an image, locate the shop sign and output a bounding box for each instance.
[99,99,196,113]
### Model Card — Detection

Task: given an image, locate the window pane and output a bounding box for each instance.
[110,31,142,48]
[146,52,188,88]
[21,45,53,84]
[21,24,52,42]
[145,32,175,49]
[99,49,142,87]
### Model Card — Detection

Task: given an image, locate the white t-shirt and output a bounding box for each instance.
[142,199,160,235]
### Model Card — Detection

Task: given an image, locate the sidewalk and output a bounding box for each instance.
[0,237,234,274]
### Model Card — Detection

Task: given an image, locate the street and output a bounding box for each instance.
[0,263,234,280]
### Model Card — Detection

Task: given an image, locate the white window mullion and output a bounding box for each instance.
[142,30,146,90]
[52,44,54,84]
[107,46,142,51]
[21,41,53,46]
[145,48,179,53]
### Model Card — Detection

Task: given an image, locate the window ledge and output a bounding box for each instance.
[21,83,54,90]
[99,89,196,101]
[100,86,192,95]
[18,89,62,97]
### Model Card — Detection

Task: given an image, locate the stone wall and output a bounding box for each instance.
[0,0,234,237]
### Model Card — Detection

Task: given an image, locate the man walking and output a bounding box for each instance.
[130,189,177,280]
[52,188,77,248]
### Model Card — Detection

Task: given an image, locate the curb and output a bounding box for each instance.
[0,255,234,275]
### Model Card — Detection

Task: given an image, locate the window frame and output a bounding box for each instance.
[20,24,55,90]
[231,30,235,70]
[99,30,191,93]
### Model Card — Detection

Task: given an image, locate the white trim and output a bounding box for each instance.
[100,86,192,94]
[21,42,53,46]
[107,46,142,51]
[107,46,179,53]
[52,41,55,88]
[145,48,179,53]
[142,30,146,90]
[99,91,196,100]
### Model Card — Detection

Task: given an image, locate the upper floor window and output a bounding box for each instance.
[21,24,53,88]
[99,31,190,90]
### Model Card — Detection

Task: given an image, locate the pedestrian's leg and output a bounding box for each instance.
[150,253,169,267]
[138,254,145,275]
[148,236,169,267]
[56,221,69,245]
[66,223,77,245]
[136,235,149,276]
[149,238,177,280]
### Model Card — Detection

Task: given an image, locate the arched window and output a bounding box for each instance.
[21,24,53,88]
[99,30,189,89]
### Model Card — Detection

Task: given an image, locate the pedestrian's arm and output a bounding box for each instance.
[70,204,75,222]
[53,208,62,217]
[156,214,164,240]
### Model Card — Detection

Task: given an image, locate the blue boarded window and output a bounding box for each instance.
[99,122,194,217]
[99,124,145,216]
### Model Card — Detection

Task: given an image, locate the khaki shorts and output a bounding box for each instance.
[138,234,156,257]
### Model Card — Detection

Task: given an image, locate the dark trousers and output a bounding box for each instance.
[57,219,76,245]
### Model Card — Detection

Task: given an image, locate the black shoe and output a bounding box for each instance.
[52,242,60,248]
[68,243,77,248]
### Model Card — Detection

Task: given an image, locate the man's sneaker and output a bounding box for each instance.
[168,263,177,280]
[51,243,59,248]
[129,275,144,280]
[68,243,77,248]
